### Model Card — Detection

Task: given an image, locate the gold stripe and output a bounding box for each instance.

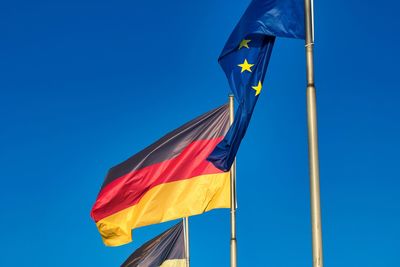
[96,172,230,246]
[160,259,187,267]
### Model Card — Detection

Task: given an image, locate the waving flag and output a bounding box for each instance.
[121,221,186,267]
[91,104,230,246]
[208,0,305,171]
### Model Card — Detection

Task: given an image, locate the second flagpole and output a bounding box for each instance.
[229,94,237,267]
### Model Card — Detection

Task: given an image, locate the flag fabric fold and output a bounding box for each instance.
[121,221,186,267]
[208,0,305,171]
[91,104,230,246]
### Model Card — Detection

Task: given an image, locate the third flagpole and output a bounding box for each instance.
[183,217,190,267]
[304,0,324,266]
[229,94,237,267]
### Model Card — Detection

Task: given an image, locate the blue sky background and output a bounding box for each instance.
[1,0,399,266]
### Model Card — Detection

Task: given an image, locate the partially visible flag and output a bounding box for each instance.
[208,0,305,171]
[121,221,186,267]
[91,104,230,246]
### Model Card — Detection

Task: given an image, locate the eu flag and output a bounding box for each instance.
[208,0,305,171]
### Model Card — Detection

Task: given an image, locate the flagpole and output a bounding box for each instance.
[304,0,324,266]
[229,94,237,267]
[183,217,190,267]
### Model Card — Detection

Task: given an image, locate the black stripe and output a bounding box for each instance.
[102,104,229,189]
[121,221,185,267]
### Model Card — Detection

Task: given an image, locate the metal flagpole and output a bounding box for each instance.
[183,217,190,267]
[229,94,237,267]
[304,0,324,266]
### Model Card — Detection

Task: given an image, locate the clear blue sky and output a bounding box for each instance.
[1,0,399,266]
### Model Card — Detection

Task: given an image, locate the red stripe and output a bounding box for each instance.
[91,137,224,222]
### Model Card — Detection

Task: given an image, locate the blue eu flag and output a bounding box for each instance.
[208,0,305,171]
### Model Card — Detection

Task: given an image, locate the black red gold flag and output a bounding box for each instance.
[91,104,230,246]
[121,221,186,267]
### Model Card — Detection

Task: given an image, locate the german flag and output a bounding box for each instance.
[91,104,230,246]
[121,221,186,267]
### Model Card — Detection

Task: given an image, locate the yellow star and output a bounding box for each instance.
[238,39,251,49]
[252,81,262,96]
[238,59,254,73]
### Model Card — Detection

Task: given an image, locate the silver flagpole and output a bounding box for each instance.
[229,94,237,267]
[304,0,324,266]
[183,217,190,267]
